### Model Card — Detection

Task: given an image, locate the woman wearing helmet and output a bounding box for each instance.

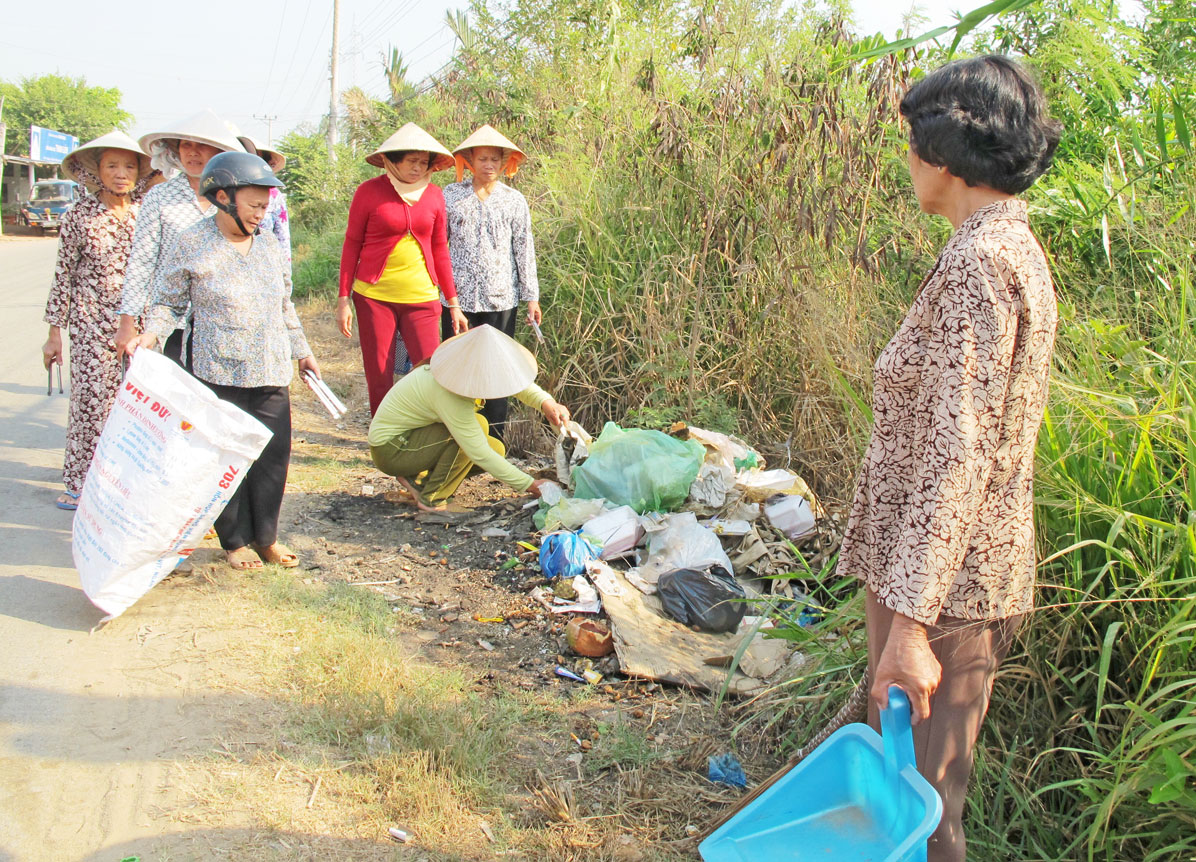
[237,134,291,271]
[128,152,320,572]
[115,109,244,365]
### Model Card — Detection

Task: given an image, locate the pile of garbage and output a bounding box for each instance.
[527,420,836,695]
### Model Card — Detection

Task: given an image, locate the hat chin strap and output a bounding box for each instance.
[213,188,258,237]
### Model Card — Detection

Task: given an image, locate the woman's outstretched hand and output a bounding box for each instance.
[541,399,571,428]
[336,296,353,338]
[871,612,941,725]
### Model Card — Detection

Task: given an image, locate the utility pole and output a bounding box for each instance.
[0,96,6,237]
[327,0,340,161]
[254,114,278,147]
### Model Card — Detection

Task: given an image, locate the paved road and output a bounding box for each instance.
[0,239,211,861]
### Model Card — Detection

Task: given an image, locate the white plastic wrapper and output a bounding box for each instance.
[581,505,644,560]
[73,349,273,619]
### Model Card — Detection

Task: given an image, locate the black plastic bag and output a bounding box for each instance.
[657,566,747,633]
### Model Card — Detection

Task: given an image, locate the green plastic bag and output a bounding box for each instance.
[572,422,705,514]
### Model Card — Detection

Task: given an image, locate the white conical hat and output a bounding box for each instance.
[453,124,525,181]
[61,130,152,188]
[429,324,538,399]
[237,134,286,172]
[366,123,454,171]
[138,109,246,155]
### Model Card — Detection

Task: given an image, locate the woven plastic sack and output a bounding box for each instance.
[572,422,705,514]
[73,349,272,619]
[539,530,599,580]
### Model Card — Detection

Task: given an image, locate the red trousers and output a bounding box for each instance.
[352,292,442,414]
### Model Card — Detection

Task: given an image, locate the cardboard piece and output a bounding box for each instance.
[591,567,763,695]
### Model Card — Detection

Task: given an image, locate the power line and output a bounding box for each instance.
[274,0,317,117]
[259,0,292,113]
[285,7,334,124]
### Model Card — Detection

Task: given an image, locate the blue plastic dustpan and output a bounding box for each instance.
[700,687,942,862]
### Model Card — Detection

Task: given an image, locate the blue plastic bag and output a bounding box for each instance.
[571,423,706,514]
[708,752,748,788]
[539,531,598,580]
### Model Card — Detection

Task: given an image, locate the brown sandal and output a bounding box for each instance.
[227,547,264,571]
[255,542,300,568]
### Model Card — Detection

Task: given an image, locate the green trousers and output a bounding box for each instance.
[369,413,505,504]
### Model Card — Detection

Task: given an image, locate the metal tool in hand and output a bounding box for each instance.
[47,361,63,395]
[303,370,347,419]
[529,316,546,344]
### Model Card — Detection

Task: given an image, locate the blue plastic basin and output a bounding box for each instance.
[700,688,942,862]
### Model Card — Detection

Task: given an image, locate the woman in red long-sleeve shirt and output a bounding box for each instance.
[337,124,470,414]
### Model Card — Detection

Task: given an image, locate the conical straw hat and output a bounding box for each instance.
[138,109,246,155]
[453,124,525,181]
[430,324,538,399]
[366,122,454,171]
[237,134,286,172]
[61,130,152,188]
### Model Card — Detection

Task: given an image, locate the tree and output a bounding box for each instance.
[0,74,131,156]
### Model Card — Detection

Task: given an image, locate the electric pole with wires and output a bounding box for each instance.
[327,0,340,161]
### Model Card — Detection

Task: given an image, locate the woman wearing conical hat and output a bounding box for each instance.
[114,109,245,367]
[337,123,470,415]
[368,325,571,510]
[41,131,155,510]
[441,124,540,443]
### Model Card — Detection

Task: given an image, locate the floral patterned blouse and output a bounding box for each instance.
[119,171,214,319]
[837,199,1058,625]
[44,193,140,333]
[258,186,291,271]
[443,180,538,312]
[145,218,311,388]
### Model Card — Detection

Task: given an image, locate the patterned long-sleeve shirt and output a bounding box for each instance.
[258,187,292,271]
[443,180,538,312]
[119,172,214,319]
[45,194,140,333]
[145,218,311,388]
[837,200,1057,625]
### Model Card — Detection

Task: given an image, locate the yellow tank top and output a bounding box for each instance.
[353,234,437,304]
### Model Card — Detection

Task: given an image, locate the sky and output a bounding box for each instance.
[0,0,1142,147]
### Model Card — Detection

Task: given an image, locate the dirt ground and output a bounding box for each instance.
[1,240,807,862]
[107,300,797,861]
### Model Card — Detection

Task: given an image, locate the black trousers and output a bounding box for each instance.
[441,306,518,442]
[203,381,291,551]
[162,327,194,373]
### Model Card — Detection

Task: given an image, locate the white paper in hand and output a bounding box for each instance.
[73,349,273,619]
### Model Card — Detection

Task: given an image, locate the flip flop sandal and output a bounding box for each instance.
[255,543,300,568]
[227,547,264,571]
[55,492,80,511]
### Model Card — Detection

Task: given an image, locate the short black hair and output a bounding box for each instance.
[383,149,433,167]
[900,54,1062,195]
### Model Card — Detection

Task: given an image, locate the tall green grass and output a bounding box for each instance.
[278,0,1196,855]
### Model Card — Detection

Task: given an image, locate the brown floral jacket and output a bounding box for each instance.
[838,199,1057,625]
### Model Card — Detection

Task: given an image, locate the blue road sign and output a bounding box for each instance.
[29,126,79,163]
